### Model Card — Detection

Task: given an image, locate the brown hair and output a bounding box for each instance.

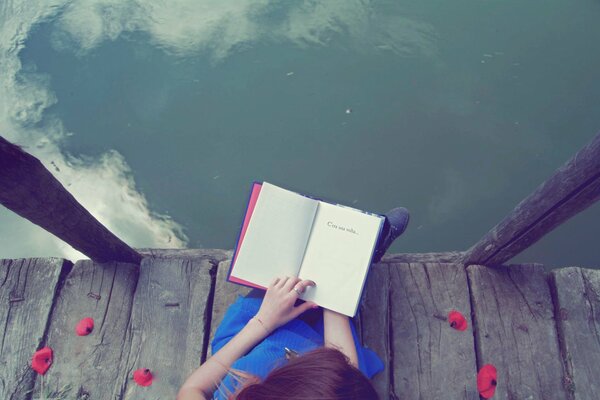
[229,347,379,400]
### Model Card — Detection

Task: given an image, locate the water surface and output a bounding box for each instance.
[1,0,599,268]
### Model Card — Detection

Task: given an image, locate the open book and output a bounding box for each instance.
[228,181,385,317]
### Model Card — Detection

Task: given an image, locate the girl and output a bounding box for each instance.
[177,207,409,400]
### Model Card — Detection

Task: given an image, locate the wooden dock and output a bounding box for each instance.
[1,252,599,400]
[1,132,599,399]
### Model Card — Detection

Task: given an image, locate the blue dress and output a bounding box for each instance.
[211,295,384,399]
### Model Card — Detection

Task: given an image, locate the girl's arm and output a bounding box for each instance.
[177,276,316,400]
[177,319,269,400]
[323,309,359,368]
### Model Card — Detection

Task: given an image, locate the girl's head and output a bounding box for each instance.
[230,347,379,400]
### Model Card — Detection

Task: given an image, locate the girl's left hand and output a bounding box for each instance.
[254,276,318,333]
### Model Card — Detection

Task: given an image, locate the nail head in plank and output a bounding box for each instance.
[0,258,71,400]
[36,260,138,400]
[117,257,214,399]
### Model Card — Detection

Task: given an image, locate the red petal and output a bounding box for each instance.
[448,310,468,331]
[477,364,498,399]
[31,347,53,375]
[133,368,154,386]
[75,317,95,336]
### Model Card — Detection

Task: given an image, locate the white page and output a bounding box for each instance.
[297,202,383,316]
[231,182,319,288]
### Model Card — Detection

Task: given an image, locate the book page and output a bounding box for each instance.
[231,182,319,288]
[297,202,384,316]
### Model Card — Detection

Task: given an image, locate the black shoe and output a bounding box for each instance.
[372,207,410,263]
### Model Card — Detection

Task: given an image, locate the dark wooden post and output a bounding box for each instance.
[463,131,600,267]
[0,136,142,264]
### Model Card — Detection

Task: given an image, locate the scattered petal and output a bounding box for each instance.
[448,310,468,331]
[75,317,94,336]
[133,368,154,386]
[477,364,498,399]
[32,347,53,375]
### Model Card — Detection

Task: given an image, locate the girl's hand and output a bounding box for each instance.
[254,276,318,333]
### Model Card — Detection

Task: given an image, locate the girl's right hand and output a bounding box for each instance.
[254,276,318,333]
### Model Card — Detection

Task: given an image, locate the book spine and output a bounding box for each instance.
[350,216,386,317]
[227,181,263,284]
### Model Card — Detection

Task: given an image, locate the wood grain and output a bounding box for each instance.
[356,262,393,399]
[0,136,141,264]
[116,257,215,399]
[359,262,478,399]
[463,131,600,266]
[0,258,71,400]
[550,267,600,400]
[391,262,478,399]
[137,248,233,264]
[468,263,567,399]
[383,251,466,264]
[37,260,139,400]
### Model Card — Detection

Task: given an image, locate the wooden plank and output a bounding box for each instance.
[356,263,392,399]
[135,249,465,265]
[208,260,250,357]
[115,257,215,399]
[383,251,466,264]
[34,260,138,400]
[467,263,567,399]
[463,131,600,266]
[0,136,141,264]
[388,262,478,399]
[550,267,600,400]
[0,258,71,400]
[137,248,232,264]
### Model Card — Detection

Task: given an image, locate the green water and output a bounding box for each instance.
[1,0,599,268]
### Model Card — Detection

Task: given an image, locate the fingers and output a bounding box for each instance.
[283,276,302,292]
[271,276,317,295]
[291,279,316,295]
[269,277,280,288]
[275,276,290,289]
[300,279,317,291]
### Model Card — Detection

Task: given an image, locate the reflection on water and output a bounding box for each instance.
[1,0,599,268]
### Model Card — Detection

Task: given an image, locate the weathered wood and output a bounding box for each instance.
[36,260,138,400]
[387,262,478,399]
[115,257,215,399]
[208,260,250,357]
[135,249,465,266]
[467,263,567,399]
[0,258,71,400]
[356,263,392,399]
[383,251,466,263]
[550,267,600,400]
[463,131,600,266]
[6,254,600,399]
[137,248,233,264]
[0,136,141,264]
